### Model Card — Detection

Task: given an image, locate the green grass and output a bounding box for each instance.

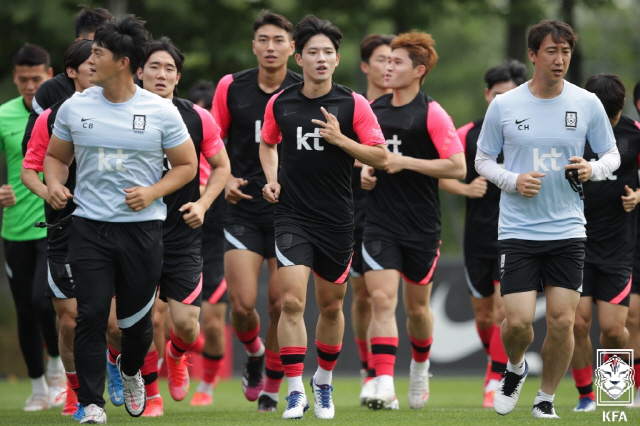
[0,376,638,425]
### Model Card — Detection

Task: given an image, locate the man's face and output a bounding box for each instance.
[361,44,391,90]
[295,34,340,84]
[89,45,123,87]
[384,48,423,90]
[67,57,95,92]
[253,24,295,71]
[13,64,52,107]
[137,50,180,99]
[484,80,518,105]
[528,34,571,86]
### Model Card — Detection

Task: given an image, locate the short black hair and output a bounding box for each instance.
[144,37,185,73]
[633,82,640,114]
[485,59,528,90]
[528,19,578,55]
[585,74,626,119]
[187,80,215,111]
[294,15,342,55]
[93,15,149,74]
[253,10,294,39]
[13,44,50,69]
[360,34,394,63]
[75,6,112,38]
[63,40,93,84]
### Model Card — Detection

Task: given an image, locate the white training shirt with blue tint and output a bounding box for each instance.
[53,86,190,222]
[477,80,615,241]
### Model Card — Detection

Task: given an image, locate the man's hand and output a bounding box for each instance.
[385,153,405,174]
[311,107,345,147]
[179,201,207,229]
[263,182,281,203]
[0,184,16,207]
[225,177,252,205]
[361,165,377,190]
[516,172,545,198]
[47,183,73,210]
[124,186,157,212]
[622,185,640,212]
[565,156,592,182]
[466,176,488,199]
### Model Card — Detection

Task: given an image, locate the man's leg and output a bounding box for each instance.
[261,257,284,407]
[165,297,201,401]
[487,284,508,406]
[570,295,595,410]
[626,293,640,401]
[597,300,630,351]
[152,294,168,366]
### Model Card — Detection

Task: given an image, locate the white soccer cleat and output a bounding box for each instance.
[116,355,146,417]
[48,375,68,408]
[24,393,50,412]
[532,401,560,418]
[282,391,309,420]
[494,360,528,415]
[368,384,398,410]
[79,404,107,424]
[408,360,431,409]
[359,377,376,406]
[310,376,335,419]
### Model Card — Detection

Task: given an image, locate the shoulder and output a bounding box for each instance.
[231,68,258,84]
[371,93,392,108]
[274,82,301,100]
[172,97,195,112]
[563,81,599,104]
[0,96,23,115]
[333,83,355,98]
[286,70,304,83]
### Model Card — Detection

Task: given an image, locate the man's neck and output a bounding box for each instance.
[257,65,288,94]
[300,78,332,99]
[101,74,137,103]
[366,84,391,102]
[528,75,564,100]
[22,97,32,111]
[391,82,420,107]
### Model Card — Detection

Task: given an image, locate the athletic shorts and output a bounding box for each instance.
[350,233,364,277]
[45,254,75,299]
[362,226,440,285]
[202,221,228,305]
[498,238,585,296]
[159,243,203,307]
[465,255,500,298]
[224,221,275,259]
[275,224,353,284]
[582,262,632,307]
[632,258,640,295]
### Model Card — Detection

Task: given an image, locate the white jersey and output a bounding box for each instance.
[477,80,615,241]
[53,86,190,222]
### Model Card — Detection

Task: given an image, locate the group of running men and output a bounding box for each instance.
[2,5,640,424]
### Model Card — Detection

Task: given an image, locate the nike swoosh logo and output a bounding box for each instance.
[284,111,298,116]
[130,394,140,410]
[111,390,122,403]
[515,118,529,124]
[430,280,547,363]
[10,131,21,136]
[81,118,94,122]
[237,104,251,109]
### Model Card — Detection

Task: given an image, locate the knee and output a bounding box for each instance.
[547,313,575,335]
[172,315,199,337]
[280,292,304,317]
[369,289,394,313]
[268,298,281,322]
[319,298,343,321]
[601,322,627,342]
[230,297,254,320]
[505,316,532,335]
[475,309,494,330]
[59,311,77,335]
[573,315,591,338]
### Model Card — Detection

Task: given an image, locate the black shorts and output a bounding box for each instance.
[362,227,440,285]
[159,243,203,307]
[45,254,75,299]
[350,233,364,277]
[632,257,640,296]
[498,238,585,296]
[202,221,228,305]
[582,262,632,306]
[275,224,353,284]
[224,221,275,259]
[465,255,500,298]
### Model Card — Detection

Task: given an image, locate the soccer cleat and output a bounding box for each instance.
[24,393,50,412]
[79,404,106,424]
[572,396,596,412]
[242,354,265,402]
[106,349,124,406]
[62,385,78,415]
[368,389,398,410]
[165,341,191,401]
[48,374,68,407]
[385,397,400,410]
[72,404,85,421]
[257,394,278,412]
[408,360,431,409]
[494,360,528,415]
[532,401,560,418]
[141,396,164,417]
[282,391,309,420]
[190,392,213,407]
[360,368,367,385]
[117,355,146,417]
[359,377,376,406]
[310,376,335,419]
[483,390,495,408]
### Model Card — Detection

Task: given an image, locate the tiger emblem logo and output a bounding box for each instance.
[594,355,635,400]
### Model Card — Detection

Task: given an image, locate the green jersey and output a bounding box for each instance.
[0,96,46,241]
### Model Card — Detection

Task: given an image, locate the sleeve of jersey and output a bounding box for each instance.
[456,122,475,152]
[52,100,72,142]
[426,101,463,158]
[22,111,39,156]
[199,152,211,186]
[261,92,283,144]
[161,103,191,149]
[212,74,233,139]
[193,104,224,158]
[476,100,503,156]
[351,93,386,146]
[22,109,52,172]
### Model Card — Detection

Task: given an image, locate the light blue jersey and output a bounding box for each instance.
[53,86,190,222]
[477,81,615,241]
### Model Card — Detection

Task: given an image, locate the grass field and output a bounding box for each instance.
[0,375,637,425]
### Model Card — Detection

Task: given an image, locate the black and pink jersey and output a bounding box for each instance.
[459,118,503,258]
[366,92,463,239]
[583,115,640,264]
[162,98,224,248]
[213,68,303,224]
[261,82,386,232]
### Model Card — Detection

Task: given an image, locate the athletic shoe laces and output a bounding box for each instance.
[535,401,555,414]
[169,355,191,385]
[501,370,523,397]
[108,362,123,390]
[314,383,333,408]
[285,391,305,410]
[73,404,85,420]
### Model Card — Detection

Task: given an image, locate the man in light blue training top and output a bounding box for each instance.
[475,19,620,419]
[43,15,198,424]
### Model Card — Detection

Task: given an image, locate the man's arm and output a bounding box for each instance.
[385,151,466,179]
[21,167,49,202]
[259,138,280,203]
[439,176,487,198]
[43,135,74,210]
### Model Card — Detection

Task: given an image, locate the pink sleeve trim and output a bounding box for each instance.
[456,122,475,152]
[212,74,233,139]
[635,120,640,131]
[261,90,284,144]
[22,108,52,172]
[199,152,211,186]
[427,101,464,159]
[352,92,386,146]
[194,104,224,159]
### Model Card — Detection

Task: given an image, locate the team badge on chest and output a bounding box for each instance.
[565,111,577,128]
[133,115,146,130]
